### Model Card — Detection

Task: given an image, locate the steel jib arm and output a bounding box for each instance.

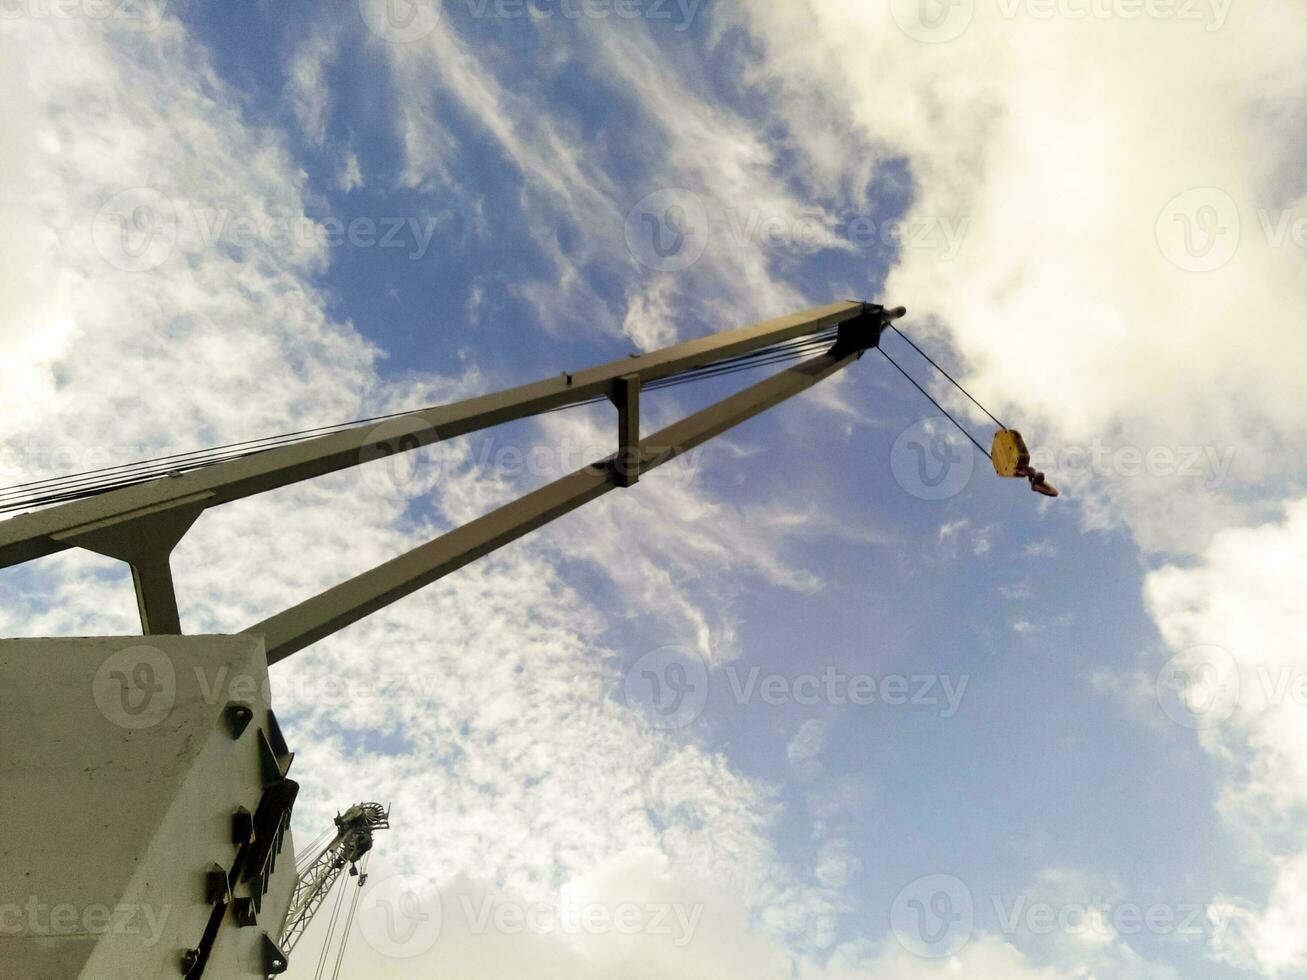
[0,301,869,569]
[0,300,900,642]
[249,306,898,664]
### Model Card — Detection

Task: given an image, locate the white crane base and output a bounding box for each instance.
[0,633,297,979]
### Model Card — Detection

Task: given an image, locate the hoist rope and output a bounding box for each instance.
[0,330,839,514]
[888,325,1007,430]
[877,346,993,461]
[0,322,1006,512]
[330,853,370,980]
[314,870,350,980]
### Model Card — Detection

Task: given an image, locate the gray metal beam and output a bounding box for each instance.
[0,302,867,571]
[48,498,208,635]
[250,343,867,665]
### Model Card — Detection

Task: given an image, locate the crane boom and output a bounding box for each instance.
[0,300,904,654]
[280,803,391,957]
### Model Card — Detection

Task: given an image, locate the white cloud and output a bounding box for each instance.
[1144,499,1307,976]
[712,9,1305,973]
[365,17,848,347]
[338,149,364,192]
[998,581,1033,600]
[938,518,997,558]
[788,718,830,767]
[286,20,340,145]
[726,0,1307,557]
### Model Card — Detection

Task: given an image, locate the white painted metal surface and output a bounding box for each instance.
[0,634,296,979]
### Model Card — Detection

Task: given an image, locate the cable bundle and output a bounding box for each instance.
[0,329,841,515]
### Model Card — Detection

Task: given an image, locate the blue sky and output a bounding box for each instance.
[2,1,1305,977]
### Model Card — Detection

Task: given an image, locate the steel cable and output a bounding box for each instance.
[0,331,843,513]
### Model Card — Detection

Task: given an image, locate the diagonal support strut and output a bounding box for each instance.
[248,341,878,664]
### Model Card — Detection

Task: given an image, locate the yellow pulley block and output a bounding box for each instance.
[991,428,1030,478]
[991,429,1059,498]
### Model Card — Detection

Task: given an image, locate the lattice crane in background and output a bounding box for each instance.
[279,803,391,960]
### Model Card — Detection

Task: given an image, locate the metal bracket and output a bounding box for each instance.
[233,896,258,927]
[223,702,254,740]
[262,934,290,975]
[608,374,641,488]
[50,495,211,635]
[232,806,254,846]
[257,728,294,787]
[204,863,231,906]
[829,303,907,360]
